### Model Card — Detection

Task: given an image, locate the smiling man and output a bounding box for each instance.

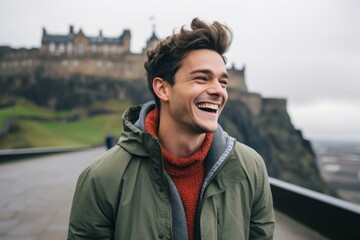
[68,18,275,240]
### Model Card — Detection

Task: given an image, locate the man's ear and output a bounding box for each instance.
[152,77,170,102]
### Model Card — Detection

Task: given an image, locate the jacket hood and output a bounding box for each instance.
[118,101,157,157]
[118,101,235,172]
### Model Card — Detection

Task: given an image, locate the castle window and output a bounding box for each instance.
[111,45,117,54]
[73,60,79,67]
[103,45,109,55]
[62,60,68,67]
[91,44,97,53]
[107,61,113,68]
[67,43,72,56]
[49,42,55,53]
[97,60,103,67]
[59,44,65,53]
[78,43,84,56]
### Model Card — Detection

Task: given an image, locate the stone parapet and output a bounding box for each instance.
[239,92,263,117]
[262,98,287,113]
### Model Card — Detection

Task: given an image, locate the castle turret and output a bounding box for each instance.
[145,28,159,52]
[40,27,48,54]
[68,25,75,41]
[120,29,131,52]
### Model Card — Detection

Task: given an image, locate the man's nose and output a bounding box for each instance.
[208,80,227,96]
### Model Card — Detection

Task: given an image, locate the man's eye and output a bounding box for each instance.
[220,80,228,88]
[195,76,207,80]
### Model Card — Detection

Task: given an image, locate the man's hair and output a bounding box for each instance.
[144,18,233,107]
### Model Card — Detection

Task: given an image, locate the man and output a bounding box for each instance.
[105,133,114,150]
[67,18,275,240]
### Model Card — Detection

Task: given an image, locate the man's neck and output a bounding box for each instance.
[157,113,206,158]
[158,129,206,158]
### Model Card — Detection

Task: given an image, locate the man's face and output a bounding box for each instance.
[164,49,229,134]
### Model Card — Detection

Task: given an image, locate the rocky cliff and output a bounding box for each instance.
[220,98,336,195]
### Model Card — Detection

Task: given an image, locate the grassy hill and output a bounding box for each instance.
[0,98,131,149]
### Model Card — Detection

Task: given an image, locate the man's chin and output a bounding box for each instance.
[201,124,218,134]
[192,119,219,134]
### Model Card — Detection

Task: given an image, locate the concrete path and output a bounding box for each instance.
[0,147,328,240]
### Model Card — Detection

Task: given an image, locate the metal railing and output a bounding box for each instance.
[270,177,360,240]
[0,146,89,162]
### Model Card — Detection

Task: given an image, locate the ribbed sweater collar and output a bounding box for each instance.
[144,108,213,173]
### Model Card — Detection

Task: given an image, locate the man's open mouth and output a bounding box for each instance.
[196,103,219,113]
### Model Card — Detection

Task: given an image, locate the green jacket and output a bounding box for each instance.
[67,101,275,240]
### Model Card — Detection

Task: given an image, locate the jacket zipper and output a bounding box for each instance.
[196,139,236,239]
[199,138,236,208]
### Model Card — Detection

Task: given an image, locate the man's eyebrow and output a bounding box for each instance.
[190,69,229,78]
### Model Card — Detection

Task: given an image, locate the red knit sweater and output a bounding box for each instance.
[145,108,213,240]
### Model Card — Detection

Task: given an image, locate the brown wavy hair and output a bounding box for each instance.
[144,18,233,107]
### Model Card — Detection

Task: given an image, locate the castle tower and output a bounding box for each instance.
[120,29,131,53]
[146,30,159,51]
[144,17,159,52]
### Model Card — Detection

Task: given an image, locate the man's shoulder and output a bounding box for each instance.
[231,141,266,171]
[84,145,133,181]
[232,141,261,158]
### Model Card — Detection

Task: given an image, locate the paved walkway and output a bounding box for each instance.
[0,147,328,240]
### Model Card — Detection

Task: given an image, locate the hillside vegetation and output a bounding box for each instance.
[0,98,131,149]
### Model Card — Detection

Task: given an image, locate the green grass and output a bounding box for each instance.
[18,114,122,147]
[0,98,131,149]
[0,98,76,124]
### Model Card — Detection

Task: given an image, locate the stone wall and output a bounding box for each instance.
[262,98,287,114]
[239,92,263,117]
[0,50,247,91]
[227,66,247,92]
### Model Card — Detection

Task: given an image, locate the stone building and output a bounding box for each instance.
[1,25,246,82]
[40,25,132,57]
[0,25,285,116]
[1,25,158,80]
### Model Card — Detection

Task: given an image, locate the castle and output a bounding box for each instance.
[0,25,287,117]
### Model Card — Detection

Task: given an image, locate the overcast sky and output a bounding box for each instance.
[1,0,359,142]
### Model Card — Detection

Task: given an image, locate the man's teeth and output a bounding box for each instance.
[196,103,219,111]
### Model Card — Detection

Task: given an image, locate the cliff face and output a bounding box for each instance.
[220,98,336,195]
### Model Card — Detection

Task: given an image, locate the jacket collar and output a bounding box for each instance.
[119,101,235,170]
